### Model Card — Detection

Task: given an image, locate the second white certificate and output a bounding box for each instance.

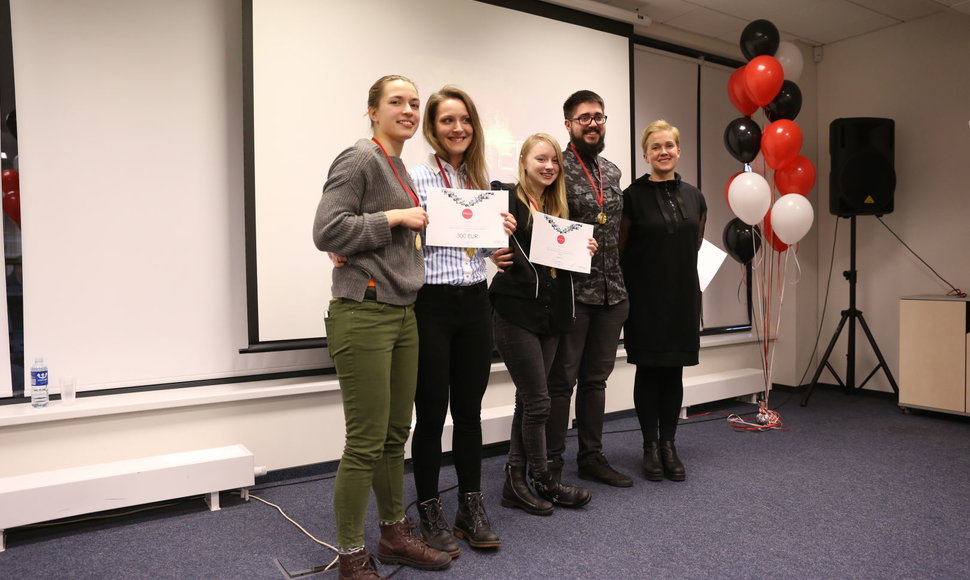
[529,211,594,274]
[425,187,507,248]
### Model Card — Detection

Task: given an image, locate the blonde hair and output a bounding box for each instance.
[366,74,416,128]
[640,119,680,153]
[422,86,488,190]
[516,133,568,221]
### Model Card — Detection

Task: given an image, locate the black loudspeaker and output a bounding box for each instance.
[829,117,895,216]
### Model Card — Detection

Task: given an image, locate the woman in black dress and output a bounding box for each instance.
[619,120,706,482]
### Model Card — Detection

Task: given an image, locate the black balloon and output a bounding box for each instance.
[740,19,780,61]
[722,218,762,264]
[764,80,802,122]
[723,117,762,164]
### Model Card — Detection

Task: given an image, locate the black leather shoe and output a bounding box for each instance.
[453,492,501,549]
[659,440,686,481]
[532,470,592,508]
[578,453,634,487]
[642,442,664,481]
[417,498,460,558]
[501,464,553,516]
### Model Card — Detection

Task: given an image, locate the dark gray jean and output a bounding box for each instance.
[547,299,629,462]
[493,312,560,474]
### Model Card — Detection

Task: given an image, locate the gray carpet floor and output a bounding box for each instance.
[3,386,969,579]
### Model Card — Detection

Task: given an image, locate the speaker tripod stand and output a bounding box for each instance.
[800,216,899,406]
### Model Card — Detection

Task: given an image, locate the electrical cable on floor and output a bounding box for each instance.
[242,492,341,575]
[248,472,336,493]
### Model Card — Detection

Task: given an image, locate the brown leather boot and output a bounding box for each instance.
[376,518,452,571]
[337,549,384,580]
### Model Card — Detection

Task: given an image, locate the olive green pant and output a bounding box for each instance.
[325,297,419,549]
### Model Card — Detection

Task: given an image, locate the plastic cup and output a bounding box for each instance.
[60,377,77,403]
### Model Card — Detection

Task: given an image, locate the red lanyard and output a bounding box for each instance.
[569,143,604,210]
[434,157,465,189]
[372,138,420,207]
[526,196,540,212]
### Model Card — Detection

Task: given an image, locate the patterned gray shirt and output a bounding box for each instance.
[563,146,628,306]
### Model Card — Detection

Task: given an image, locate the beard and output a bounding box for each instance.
[571,129,605,160]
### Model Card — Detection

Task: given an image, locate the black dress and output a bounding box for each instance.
[621,173,707,366]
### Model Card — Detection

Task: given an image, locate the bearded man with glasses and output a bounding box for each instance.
[545,90,632,489]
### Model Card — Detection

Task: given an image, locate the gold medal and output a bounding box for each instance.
[550,268,557,279]
[415,235,422,251]
[466,247,475,258]
[597,212,607,224]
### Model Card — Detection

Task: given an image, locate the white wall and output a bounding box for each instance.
[813,12,970,392]
[0,0,767,477]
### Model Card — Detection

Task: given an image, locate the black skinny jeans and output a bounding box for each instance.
[411,283,492,502]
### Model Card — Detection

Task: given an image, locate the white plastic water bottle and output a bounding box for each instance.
[30,357,49,408]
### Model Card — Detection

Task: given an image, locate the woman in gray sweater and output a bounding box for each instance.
[312,75,450,580]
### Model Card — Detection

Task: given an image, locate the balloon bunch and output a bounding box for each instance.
[721,20,816,426]
[723,19,814,256]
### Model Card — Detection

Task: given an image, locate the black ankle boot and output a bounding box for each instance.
[501,464,553,516]
[642,441,664,481]
[547,456,564,483]
[659,440,686,481]
[416,498,460,558]
[453,492,501,549]
[532,470,592,508]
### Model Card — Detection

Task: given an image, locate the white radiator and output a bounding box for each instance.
[681,368,766,417]
[410,368,766,453]
[0,444,255,552]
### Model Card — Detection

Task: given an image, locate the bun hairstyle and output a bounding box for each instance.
[366,74,416,128]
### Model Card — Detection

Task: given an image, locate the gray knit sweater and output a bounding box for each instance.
[312,138,425,306]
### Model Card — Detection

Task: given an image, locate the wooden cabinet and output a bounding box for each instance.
[899,296,970,415]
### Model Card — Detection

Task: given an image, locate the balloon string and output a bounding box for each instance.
[790,243,803,283]
[753,237,771,396]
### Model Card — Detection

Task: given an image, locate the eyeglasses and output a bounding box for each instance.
[567,114,607,126]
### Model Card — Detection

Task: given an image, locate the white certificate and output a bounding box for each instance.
[425,187,507,248]
[528,211,594,273]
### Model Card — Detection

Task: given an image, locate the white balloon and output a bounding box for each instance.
[728,172,772,226]
[770,194,814,244]
[775,41,804,82]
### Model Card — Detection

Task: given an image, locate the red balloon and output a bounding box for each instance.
[762,208,789,252]
[724,171,744,206]
[761,119,803,170]
[728,67,758,116]
[1,169,18,193]
[774,154,816,195]
[2,189,21,228]
[743,55,784,107]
